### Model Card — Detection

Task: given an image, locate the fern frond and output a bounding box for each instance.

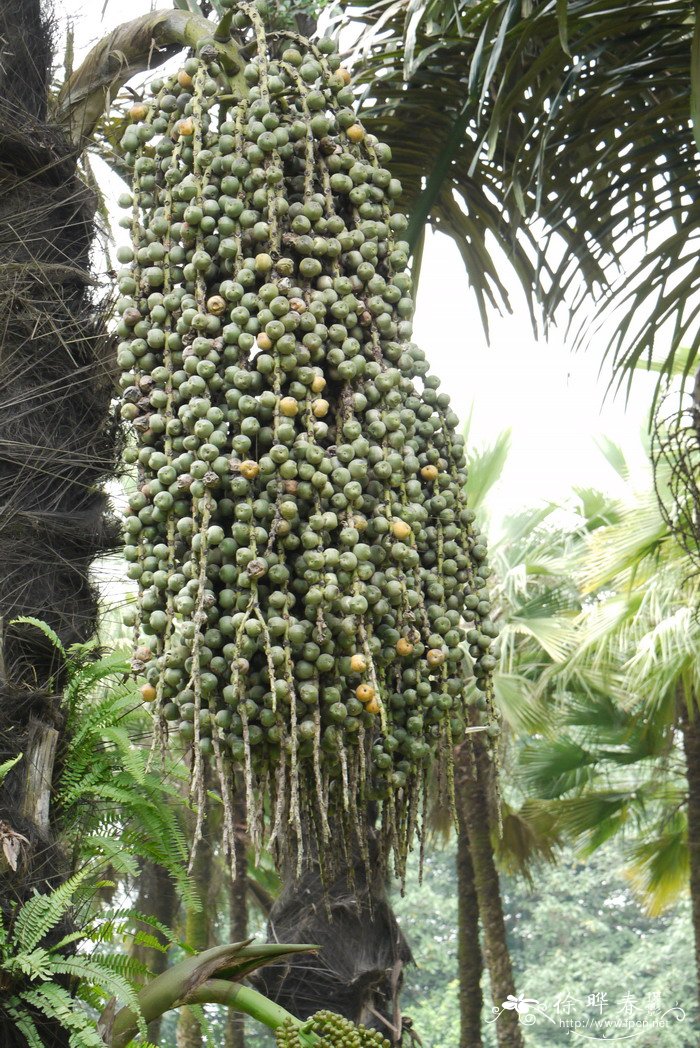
[51,955,142,1012]
[0,753,23,785]
[14,868,93,951]
[5,1003,44,1048]
[11,616,66,658]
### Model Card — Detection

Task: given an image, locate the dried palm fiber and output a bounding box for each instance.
[119,4,499,886]
[252,836,412,1042]
[0,0,119,1021]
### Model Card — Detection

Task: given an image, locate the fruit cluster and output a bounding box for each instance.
[117,4,496,877]
[274,1011,391,1048]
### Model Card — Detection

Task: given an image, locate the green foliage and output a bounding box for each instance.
[349,0,700,389]
[0,868,147,1047]
[393,841,696,1047]
[15,618,193,904]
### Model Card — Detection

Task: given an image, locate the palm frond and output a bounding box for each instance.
[624,811,689,914]
[348,0,700,387]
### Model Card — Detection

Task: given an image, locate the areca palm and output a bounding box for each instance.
[348,0,700,384]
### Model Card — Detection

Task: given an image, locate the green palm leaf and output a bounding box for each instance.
[349,0,700,387]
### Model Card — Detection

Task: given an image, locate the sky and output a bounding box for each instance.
[55,0,660,525]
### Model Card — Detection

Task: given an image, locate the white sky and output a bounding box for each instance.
[56,0,660,524]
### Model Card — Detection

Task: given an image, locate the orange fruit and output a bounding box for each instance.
[280,397,299,417]
[391,519,411,541]
[346,124,365,143]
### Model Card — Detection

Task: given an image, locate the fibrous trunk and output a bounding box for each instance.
[0,0,116,1041]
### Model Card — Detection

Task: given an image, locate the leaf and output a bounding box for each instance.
[465,430,512,513]
[2,829,29,872]
[556,0,570,56]
[10,617,65,657]
[691,4,700,154]
[0,753,23,786]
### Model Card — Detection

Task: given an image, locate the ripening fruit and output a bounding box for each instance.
[346,123,365,143]
[427,648,446,668]
[356,683,375,703]
[391,519,411,541]
[176,116,195,136]
[240,460,260,480]
[279,397,299,417]
[255,253,273,273]
[119,8,496,885]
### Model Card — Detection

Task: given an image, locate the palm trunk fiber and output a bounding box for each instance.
[0,1,116,1044]
[456,737,523,1048]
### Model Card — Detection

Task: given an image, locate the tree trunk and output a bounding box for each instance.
[0,2,116,1043]
[455,759,484,1048]
[225,790,248,1048]
[456,737,523,1048]
[679,697,700,1007]
[131,860,179,1045]
[177,805,213,1048]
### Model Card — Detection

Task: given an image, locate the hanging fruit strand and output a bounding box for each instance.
[117,7,498,884]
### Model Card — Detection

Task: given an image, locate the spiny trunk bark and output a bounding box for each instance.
[679,697,700,1007]
[225,790,248,1048]
[455,755,484,1048]
[456,737,523,1048]
[131,860,179,1045]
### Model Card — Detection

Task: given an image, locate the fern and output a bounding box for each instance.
[0,753,23,785]
[11,616,66,658]
[0,625,189,1045]
[1,872,149,1045]
[13,868,94,952]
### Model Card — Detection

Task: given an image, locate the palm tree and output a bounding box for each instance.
[448,426,586,1046]
[515,439,700,1001]
[348,0,699,384]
